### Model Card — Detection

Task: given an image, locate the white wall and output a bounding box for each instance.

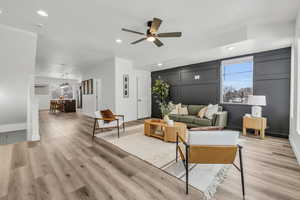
[81,59,115,116]
[0,25,37,133]
[35,77,79,110]
[115,58,137,122]
[81,57,152,121]
[290,9,300,164]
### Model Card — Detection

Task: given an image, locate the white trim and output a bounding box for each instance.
[0,123,27,133]
[0,24,37,37]
[221,56,253,66]
[289,134,300,165]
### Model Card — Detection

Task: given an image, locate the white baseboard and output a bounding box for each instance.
[289,134,300,165]
[0,123,27,133]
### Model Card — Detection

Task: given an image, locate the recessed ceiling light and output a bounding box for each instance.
[147,37,156,42]
[35,23,44,28]
[115,38,122,43]
[227,46,235,51]
[37,10,48,17]
[0,10,2,14]
[157,63,163,67]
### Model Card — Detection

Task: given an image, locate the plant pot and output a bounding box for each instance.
[163,115,170,122]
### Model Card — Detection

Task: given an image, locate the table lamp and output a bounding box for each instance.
[248,95,266,117]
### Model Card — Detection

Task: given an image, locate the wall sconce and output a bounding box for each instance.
[194,75,200,80]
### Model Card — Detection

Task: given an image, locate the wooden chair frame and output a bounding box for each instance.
[176,134,245,198]
[92,115,125,139]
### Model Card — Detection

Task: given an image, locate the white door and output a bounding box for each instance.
[137,76,150,119]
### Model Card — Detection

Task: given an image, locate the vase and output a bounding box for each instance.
[163,115,169,122]
[167,120,174,126]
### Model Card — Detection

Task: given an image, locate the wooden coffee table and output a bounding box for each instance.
[144,119,187,142]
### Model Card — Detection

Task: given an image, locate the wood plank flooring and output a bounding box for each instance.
[1,111,300,200]
[0,112,203,200]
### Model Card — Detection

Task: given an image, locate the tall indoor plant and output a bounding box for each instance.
[152,80,173,120]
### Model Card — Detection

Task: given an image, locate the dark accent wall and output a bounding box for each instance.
[151,48,291,138]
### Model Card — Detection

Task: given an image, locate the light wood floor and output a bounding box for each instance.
[0,111,300,200]
[0,112,203,200]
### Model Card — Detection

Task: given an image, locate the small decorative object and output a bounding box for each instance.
[85,80,88,95]
[86,80,90,94]
[160,102,175,122]
[248,95,266,118]
[163,115,170,122]
[244,113,251,117]
[194,75,200,80]
[88,79,93,94]
[123,74,129,98]
[82,81,86,94]
[167,119,174,126]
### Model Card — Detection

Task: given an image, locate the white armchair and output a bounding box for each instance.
[176,130,245,198]
[92,111,125,139]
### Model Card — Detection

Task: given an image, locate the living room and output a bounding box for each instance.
[0,1,300,200]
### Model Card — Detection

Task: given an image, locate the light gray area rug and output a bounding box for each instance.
[96,124,235,200]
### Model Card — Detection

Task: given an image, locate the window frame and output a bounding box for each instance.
[220,56,254,105]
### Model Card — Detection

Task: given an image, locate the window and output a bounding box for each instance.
[221,56,253,104]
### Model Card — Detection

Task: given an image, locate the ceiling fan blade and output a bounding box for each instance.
[157,32,182,37]
[150,18,162,33]
[122,28,145,35]
[131,38,147,44]
[153,38,164,47]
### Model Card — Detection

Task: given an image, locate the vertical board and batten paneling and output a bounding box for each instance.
[151,47,291,137]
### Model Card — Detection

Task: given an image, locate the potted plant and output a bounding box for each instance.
[152,80,174,121]
[159,102,175,123]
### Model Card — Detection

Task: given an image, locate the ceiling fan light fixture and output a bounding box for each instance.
[115,38,122,43]
[147,36,156,42]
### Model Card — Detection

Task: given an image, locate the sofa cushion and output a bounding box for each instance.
[193,117,212,126]
[169,103,181,115]
[197,106,208,118]
[177,115,197,124]
[179,105,189,115]
[205,104,219,120]
[187,105,205,115]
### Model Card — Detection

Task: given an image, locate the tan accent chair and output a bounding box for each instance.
[176,130,245,198]
[93,111,125,139]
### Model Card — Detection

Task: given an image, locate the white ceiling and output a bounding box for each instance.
[0,0,300,79]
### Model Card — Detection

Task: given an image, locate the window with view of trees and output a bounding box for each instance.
[221,56,253,104]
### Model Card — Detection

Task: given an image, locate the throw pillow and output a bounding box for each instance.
[197,106,208,118]
[204,104,219,120]
[170,103,181,115]
[100,109,115,123]
[179,105,189,115]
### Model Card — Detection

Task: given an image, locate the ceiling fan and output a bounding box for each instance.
[121,18,182,47]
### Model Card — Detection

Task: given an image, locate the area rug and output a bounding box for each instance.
[96,124,234,200]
